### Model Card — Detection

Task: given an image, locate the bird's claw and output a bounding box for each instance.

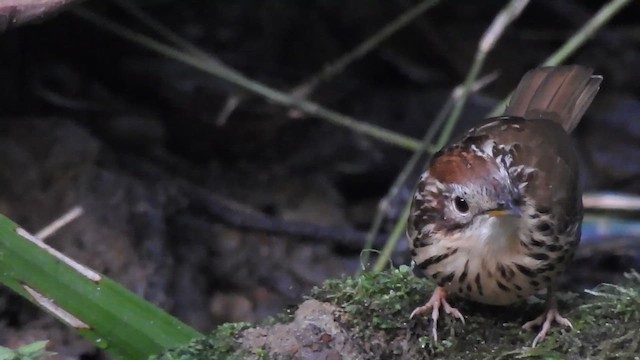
[410,287,465,342]
[523,301,572,347]
[442,300,466,325]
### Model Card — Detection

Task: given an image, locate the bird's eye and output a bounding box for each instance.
[453,196,469,213]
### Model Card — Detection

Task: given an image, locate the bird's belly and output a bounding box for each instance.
[441,267,538,306]
[412,214,576,305]
[420,251,548,306]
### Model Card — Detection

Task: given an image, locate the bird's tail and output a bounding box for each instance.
[503,65,602,133]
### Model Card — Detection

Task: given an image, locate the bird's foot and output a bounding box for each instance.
[522,297,572,347]
[410,287,465,342]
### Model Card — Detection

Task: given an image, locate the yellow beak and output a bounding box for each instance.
[487,209,510,217]
[487,200,522,218]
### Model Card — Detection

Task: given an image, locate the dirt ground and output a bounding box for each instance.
[0,1,639,358]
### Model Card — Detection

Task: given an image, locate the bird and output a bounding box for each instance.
[407,65,602,347]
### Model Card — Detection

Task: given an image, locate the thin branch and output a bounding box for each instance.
[221,0,440,125]
[35,206,84,240]
[583,192,640,212]
[108,0,249,126]
[290,0,439,98]
[215,94,244,126]
[109,0,204,57]
[73,8,423,151]
[487,0,632,117]
[373,202,411,272]
[542,0,631,66]
[434,0,529,151]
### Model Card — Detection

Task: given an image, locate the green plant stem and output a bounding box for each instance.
[73,8,423,151]
[110,0,205,57]
[291,0,439,98]
[435,0,528,150]
[373,202,412,272]
[360,97,450,272]
[487,0,632,117]
[432,52,485,151]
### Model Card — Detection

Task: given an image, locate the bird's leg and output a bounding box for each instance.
[522,287,572,347]
[410,286,465,341]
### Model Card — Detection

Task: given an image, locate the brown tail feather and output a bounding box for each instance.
[504,65,602,133]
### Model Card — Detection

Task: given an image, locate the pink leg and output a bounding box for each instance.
[410,287,465,341]
[522,290,572,347]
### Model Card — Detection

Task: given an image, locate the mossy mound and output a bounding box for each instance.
[152,268,640,359]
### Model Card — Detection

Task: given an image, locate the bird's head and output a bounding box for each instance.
[409,146,524,239]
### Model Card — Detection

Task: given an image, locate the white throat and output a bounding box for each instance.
[465,215,521,254]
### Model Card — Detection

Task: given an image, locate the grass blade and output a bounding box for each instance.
[0,214,201,359]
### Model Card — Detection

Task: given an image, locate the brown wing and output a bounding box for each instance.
[504,65,602,133]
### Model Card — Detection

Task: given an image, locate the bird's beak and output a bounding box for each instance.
[487,200,522,218]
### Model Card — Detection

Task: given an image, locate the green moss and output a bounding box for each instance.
[313,267,640,359]
[150,307,296,360]
[311,265,433,332]
[0,340,56,360]
[490,272,640,359]
[153,269,640,359]
[150,322,253,360]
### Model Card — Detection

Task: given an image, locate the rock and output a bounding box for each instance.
[238,299,365,360]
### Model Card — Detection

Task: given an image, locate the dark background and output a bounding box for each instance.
[0,1,639,358]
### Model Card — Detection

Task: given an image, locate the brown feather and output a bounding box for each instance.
[429,148,497,185]
[504,65,602,133]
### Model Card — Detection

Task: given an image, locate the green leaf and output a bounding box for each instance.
[0,215,201,359]
[0,341,55,360]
